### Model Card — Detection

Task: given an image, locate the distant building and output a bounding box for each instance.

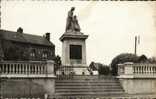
[0,27,55,61]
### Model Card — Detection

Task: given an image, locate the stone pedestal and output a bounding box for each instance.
[60,31,89,75]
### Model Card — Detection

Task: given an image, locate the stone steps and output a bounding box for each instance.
[56,75,117,80]
[56,89,124,92]
[55,91,125,96]
[56,86,122,89]
[55,76,125,97]
[56,83,121,86]
[56,80,119,83]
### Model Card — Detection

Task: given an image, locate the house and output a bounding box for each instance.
[0,27,55,61]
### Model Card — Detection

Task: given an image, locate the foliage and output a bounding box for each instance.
[110,53,139,76]
[54,55,61,73]
[89,61,97,71]
[98,65,110,75]
[89,62,110,75]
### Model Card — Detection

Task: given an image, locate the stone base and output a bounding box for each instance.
[56,65,90,75]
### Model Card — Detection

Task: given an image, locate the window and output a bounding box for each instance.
[42,52,48,59]
[30,52,35,57]
[30,49,36,58]
[70,45,82,59]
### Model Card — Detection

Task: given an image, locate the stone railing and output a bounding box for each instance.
[0,60,55,78]
[118,62,156,78]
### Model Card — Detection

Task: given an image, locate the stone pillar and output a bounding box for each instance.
[6,64,8,74]
[1,64,4,74]
[28,64,31,74]
[9,64,12,74]
[12,64,15,74]
[34,64,37,74]
[46,60,54,76]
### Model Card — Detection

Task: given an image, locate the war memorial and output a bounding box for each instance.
[0,7,156,99]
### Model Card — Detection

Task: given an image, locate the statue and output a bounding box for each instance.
[65,7,81,32]
[73,15,81,32]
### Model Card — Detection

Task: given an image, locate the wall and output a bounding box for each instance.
[119,78,156,94]
[0,78,55,98]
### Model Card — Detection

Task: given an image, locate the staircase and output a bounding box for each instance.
[54,75,126,98]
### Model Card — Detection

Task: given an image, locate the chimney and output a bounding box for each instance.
[17,27,23,33]
[45,32,50,41]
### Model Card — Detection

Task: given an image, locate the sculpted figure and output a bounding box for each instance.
[73,15,81,32]
[65,7,75,32]
[65,7,81,32]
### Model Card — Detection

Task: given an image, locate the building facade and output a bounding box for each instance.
[0,28,56,98]
[0,28,55,61]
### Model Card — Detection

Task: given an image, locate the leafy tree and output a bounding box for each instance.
[89,62,110,75]
[111,53,139,76]
[98,65,110,75]
[54,55,61,73]
[89,61,97,71]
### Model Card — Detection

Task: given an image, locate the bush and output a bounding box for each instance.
[110,53,139,76]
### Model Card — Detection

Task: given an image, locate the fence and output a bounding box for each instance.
[0,60,55,78]
[118,62,156,78]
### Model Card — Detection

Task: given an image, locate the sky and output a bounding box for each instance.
[1,1,156,65]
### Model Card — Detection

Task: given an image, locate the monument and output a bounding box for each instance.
[59,7,89,75]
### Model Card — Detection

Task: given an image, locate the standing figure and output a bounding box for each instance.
[65,7,75,32]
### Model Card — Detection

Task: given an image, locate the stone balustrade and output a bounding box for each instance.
[0,60,55,78]
[118,62,156,78]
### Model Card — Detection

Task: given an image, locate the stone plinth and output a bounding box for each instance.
[60,31,89,75]
[60,31,88,66]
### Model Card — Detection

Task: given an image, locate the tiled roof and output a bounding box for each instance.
[0,29,55,47]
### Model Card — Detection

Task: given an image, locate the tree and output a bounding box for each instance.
[89,62,110,75]
[110,53,139,76]
[98,65,110,75]
[89,61,97,71]
[54,55,61,73]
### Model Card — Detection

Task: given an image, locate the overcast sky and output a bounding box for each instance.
[1,1,156,65]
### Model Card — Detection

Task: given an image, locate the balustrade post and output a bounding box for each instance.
[28,64,30,74]
[144,66,146,74]
[21,64,23,74]
[25,64,27,74]
[46,60,54,75]
[34,64,36,74]
[10,64,12,74]
[6,64,8,74]
[40,65,42,74]
[152,66,154,74]
[150,66,151,74]
[141,66,143,74]
[1,64,4,74]
[19,63,22,74]
[23,64,25,74]
[13,64,15,74]
[133,66,136,74]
